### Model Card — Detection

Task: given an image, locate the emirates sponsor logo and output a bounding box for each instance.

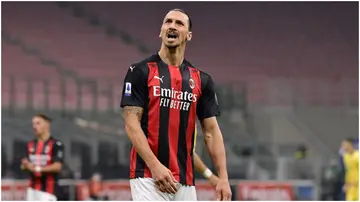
[29,154,51,166]
[153,86,197,102]
[153,86,197,111]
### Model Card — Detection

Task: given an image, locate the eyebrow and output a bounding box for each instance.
[164,17,186,25]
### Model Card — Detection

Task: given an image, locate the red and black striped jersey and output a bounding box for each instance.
[26,137,64,195]
[120,54,220,186]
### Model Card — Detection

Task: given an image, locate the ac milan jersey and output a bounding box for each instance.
[26,137,64,195]
[120,54,220,186]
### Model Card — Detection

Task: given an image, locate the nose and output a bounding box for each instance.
[168,22,177,30]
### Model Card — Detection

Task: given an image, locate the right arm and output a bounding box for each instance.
[123,106,160,169]
[120,64,177,194]
[120,64,160,170]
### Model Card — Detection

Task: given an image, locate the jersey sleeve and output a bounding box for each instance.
[197,73,220,120]
[120,64,147,108]
[52,141,64,163]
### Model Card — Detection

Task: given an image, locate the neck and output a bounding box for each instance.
[348,148,355,154]
[158,43,186,66]
[37,132,50,141]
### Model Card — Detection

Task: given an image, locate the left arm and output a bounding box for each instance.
[197,72,231,200]
[200,118,228,180]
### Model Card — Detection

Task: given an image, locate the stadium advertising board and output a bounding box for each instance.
[238,182,294,200]
[237,181,316,201]
[2,179,315,201]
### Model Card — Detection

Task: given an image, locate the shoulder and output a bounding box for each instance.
[51,138,64,148]
[130,54,160,73]
[183,60,214,84]
[28,139,37,144]
[354,151,359,158]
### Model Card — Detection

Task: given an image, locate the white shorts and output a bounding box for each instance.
[130,178,197,201]
[26,187,57,201]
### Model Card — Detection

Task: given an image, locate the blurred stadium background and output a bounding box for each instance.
[1,1,358,201]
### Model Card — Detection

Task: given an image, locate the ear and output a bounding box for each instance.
[186,31,192,41]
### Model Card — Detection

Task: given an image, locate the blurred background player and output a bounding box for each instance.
[21,114,65,201]
[341,138,359,201]
[121,8,231,201]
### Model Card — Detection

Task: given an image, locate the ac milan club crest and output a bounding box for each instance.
[189,78,195,89]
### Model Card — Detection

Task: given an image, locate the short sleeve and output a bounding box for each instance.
[52,141,64,163]
[120,64,147,108]
[197,73,220,120]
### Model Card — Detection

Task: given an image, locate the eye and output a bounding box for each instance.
[176,20,184,26]
[165,19,172,24]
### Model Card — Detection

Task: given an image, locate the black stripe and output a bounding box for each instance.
[30,140,37,189]
[41,140,50,192]
[177,65,192,184]
[135,64,150,178]
[157,62,171,168]
[191,130,196,185]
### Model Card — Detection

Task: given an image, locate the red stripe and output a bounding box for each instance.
[145,62,161,178]
[129,147,136,178]
[27,141,34,188]
[46,140,55,194]
[167,66,181,181]
[34,141,44,190]
[186,67,202,185]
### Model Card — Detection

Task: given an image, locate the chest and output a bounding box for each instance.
[147,66,201,111]
[28,142,54,165]
[344,154,358,169]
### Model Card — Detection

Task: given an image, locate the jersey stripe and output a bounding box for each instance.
[186,67,202,185]
[145,62,161,178]
[177,65,192,184]
[46,139,55,194]
[27,141,34,188]
[34,141,44,190]
[157,62,171,168]
[168,65,182,181]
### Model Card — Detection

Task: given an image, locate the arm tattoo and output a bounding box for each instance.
[123,106,143,120]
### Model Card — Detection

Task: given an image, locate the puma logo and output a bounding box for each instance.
[154,76,164,83]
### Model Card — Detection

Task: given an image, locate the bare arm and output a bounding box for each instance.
[39,162,62,173]
[200,117,228,180]
[123,106,161,169]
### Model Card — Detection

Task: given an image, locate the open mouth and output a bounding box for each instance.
[167,33,178,39]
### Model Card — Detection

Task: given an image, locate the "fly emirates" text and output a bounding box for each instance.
[153,86,197,111]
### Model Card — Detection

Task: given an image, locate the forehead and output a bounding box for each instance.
[32,116,45,123]
[163,10,189,24]
[342,141,351,145]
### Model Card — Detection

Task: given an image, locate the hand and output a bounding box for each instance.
[21,158,29,166]
[208,174,219,187]
[25,162,35,172]
[215,179,232,201]
[150,163,178,194]
[20,158,29,170]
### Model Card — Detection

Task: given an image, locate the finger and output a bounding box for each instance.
[156,182,166,193]
[225,191,232,201]
[159,179,175,194]
[224,193,231,201]
[166,175,178,192]
[155,181,164,191]
[164,181,177,194]
[216,189,222,201]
